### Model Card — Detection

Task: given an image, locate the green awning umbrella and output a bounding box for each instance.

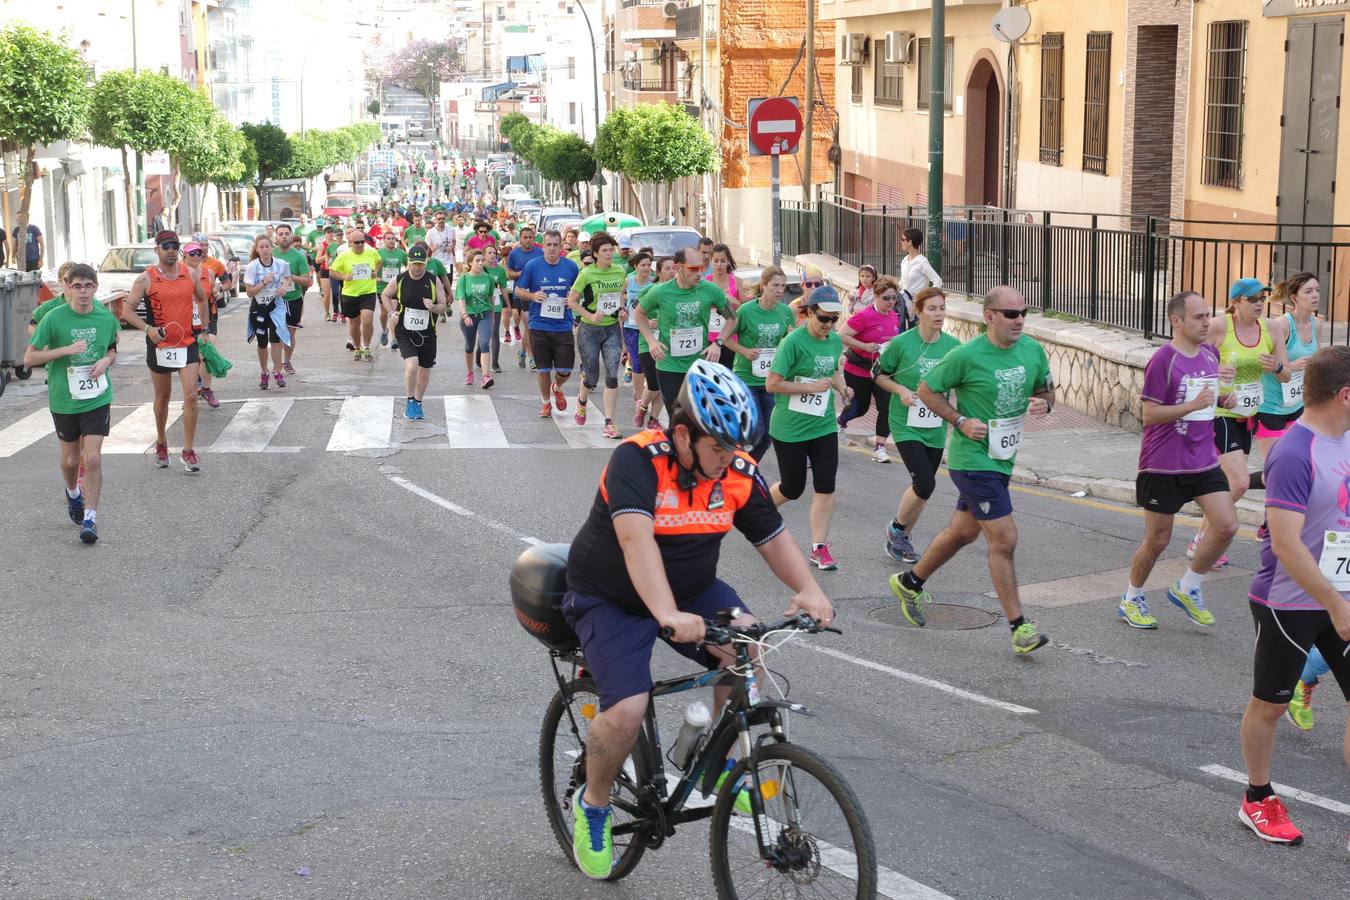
[580,212,643,233]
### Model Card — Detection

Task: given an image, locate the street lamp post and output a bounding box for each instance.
[576,0,603,208]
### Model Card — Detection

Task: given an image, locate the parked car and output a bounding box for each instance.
[617,225,701,258]
[537,207,583,236]
[406,121,425,138]
[500,184,531,203]
[322,192,359,218]
[98,244,157,324]
[209,232,257,297]
[218,219,288,238]
[356,180,383,205]
[737,265,805,303]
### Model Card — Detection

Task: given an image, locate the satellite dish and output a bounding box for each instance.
[992,6,1032,43]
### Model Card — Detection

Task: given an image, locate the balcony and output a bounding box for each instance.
[674,4,712,43]
[616,0,676,40]
[619,76,677,104]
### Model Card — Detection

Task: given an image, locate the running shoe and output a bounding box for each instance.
[200,386,220,408]
[465,372,474,386]
[623,366,632,385]
[66,490,84,525]
[79,516,98,545]
[646,416,662,430]
[575,402,587,426]
[872,445,891,464]
[346,339,356,351]
[633,404,648,429]
[885,521,920,564]
[492,363,502,373]
[1118,596,1158,629]
[353,348,363,361]
[1011,621,1050,654]
[513,325,522,341]
[407,398,426,420]
[887,573,928,627]
[362,349,374,361]
[539,402,552,418]
[324,313,333,322]
[1239,795,1303,845]
[1285,680,1315,731]
[712,760,754,816]
[182,449,201,473]
[259,372,270,390]
[602,421,621,440]
[481,375,494,390]
[553,387,568,411]
[572,787,614,879]
[1185,534,1228,569]
[517,350,526,368]
[155,442,170,468]
[380,331,388,347]
[528,356,537,370]
[283,361,296,375]
[1256,522,1269,542]
[503,332,513,345]
[274,372,286,388]
[810,543,838,571]
[390,339,399,351]
[1167,581,1216,626]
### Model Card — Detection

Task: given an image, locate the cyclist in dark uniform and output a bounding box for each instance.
[562,359,834,879]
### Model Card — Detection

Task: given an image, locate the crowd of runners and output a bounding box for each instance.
[18,142,1350,851]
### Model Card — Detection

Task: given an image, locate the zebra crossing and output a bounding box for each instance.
[0,394,626,459]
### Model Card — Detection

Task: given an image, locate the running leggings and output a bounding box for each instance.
[772,432,839,500]
[840,369,891,438]
[897,441,945,501]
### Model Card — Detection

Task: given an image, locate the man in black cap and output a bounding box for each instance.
[381,245,449,420]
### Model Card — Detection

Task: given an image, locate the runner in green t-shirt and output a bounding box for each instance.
[723,265,796,462]
[484,244,509,372]
[764,286,847,571]
[403,212,427,250]
[455,248,499,387]
[872,286,961,572]
[890,285,1055,655]
[273,224,313,374]
[566,233,629,439]
[24,263,119,544]
[629,257,675,430]
[635,247,736,416]
[376,231,409,349]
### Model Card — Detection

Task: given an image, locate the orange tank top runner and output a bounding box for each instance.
[599,429,760,538]
[145,264,198,348]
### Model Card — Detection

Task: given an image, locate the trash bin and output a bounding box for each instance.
[0,268,43,398]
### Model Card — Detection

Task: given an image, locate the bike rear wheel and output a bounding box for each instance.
[709,741,877,899]
[539,676,650,881]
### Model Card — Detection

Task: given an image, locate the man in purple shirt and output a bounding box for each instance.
[1120,291,1238,628]
[1237,345,1350,847]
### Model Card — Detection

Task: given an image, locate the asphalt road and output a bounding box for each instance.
[3,253,1349,897]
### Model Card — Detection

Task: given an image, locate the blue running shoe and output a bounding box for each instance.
[79,517,98,544]
[66,490,84,525]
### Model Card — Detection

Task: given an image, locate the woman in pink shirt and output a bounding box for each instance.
[838,276,904,463]
[705,242,740,367]
[465,220,496,253]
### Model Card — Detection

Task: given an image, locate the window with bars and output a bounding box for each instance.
[851,63,863,104]
[1039,33,1064,165]
[874,48,902,107]
[916,37,954,110]
[1202,20,1247,189]
[1082,32,1111,174]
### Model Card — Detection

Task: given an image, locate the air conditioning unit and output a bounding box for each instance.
[885,31,914,65]
[839,33,868,67]
[662,1,680,17]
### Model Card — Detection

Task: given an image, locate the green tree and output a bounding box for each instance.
[511,122,543,163]
[367,99,380,117]
[180,114,247,217]
[594,106,641,213]
[535,131,595,209]
[240,121,292,194]
[498,112,528,143]
[620,103,716,223]
[0,25,91,256]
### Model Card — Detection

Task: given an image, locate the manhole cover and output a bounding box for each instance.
[867,600,1000,630]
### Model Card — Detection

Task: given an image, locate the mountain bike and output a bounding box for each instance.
[538,609,877,898]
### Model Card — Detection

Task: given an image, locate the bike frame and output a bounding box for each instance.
[549,640,806,857]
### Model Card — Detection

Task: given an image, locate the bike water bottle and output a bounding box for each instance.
[671,701,712,770]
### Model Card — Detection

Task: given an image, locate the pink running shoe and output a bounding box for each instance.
[809,543,838,571]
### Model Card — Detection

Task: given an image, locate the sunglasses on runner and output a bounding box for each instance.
[186,249,204,257]
[802,280,823,288]
[878,292,898,301]
[351,239,365,245]
[683,263,703,271]
[159,241,180,250]
[814,314,839,325]
[994,308,1028,319]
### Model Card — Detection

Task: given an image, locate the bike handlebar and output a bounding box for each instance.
[659,612,840,646]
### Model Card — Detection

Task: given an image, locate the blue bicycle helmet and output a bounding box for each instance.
[670,359,764,451]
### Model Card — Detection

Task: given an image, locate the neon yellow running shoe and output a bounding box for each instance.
[572,786,613,879]
[1285,680,1315,732]
[887,573,930,627]
[1118,596,1158,629]
[714,761,754,815]
[1167,582,1216,626]
[1011,621,1049,654]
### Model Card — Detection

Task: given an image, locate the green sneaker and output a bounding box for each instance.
[1285,680,1315,732]
[1167,582,1216,626]
[714,762,754,815]
[1011,621,1049,654]
[1118,596,1158,629]
[887,573,930,627]
[572,787,613,879]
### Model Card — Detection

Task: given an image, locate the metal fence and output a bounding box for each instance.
[783,194,1350,340]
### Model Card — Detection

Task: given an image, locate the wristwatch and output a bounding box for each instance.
[954,415,968,430]
[714,338,724,347]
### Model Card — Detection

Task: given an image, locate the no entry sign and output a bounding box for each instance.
[747,96,803,157]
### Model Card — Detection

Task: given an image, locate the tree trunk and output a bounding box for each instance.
[165,157,182,232]
[121,146,135,243]
[630,184,650,224]
[666,182,677,226]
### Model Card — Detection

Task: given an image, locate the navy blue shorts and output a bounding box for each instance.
[561,578,751,710]
[950,469,1014,521]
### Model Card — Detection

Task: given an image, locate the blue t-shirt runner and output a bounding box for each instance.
[517,255,580,333]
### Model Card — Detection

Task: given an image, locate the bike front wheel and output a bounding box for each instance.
[709,741,877,900]
[539,676,650,881]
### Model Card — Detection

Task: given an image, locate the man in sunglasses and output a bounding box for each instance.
[889,285,1056,655]
[329,228,385,361]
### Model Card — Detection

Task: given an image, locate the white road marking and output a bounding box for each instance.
[327,395,392,451]
[1199,764,1350,816]
[444,395,509,448]
[0,408,54,457]
[104,403,180,454]
[554,411,617,449]
[384,474,542,546]
[807,645,1039,715]
[211,399,299,453]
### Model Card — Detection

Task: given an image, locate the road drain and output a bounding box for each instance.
[867,599,1000,630]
